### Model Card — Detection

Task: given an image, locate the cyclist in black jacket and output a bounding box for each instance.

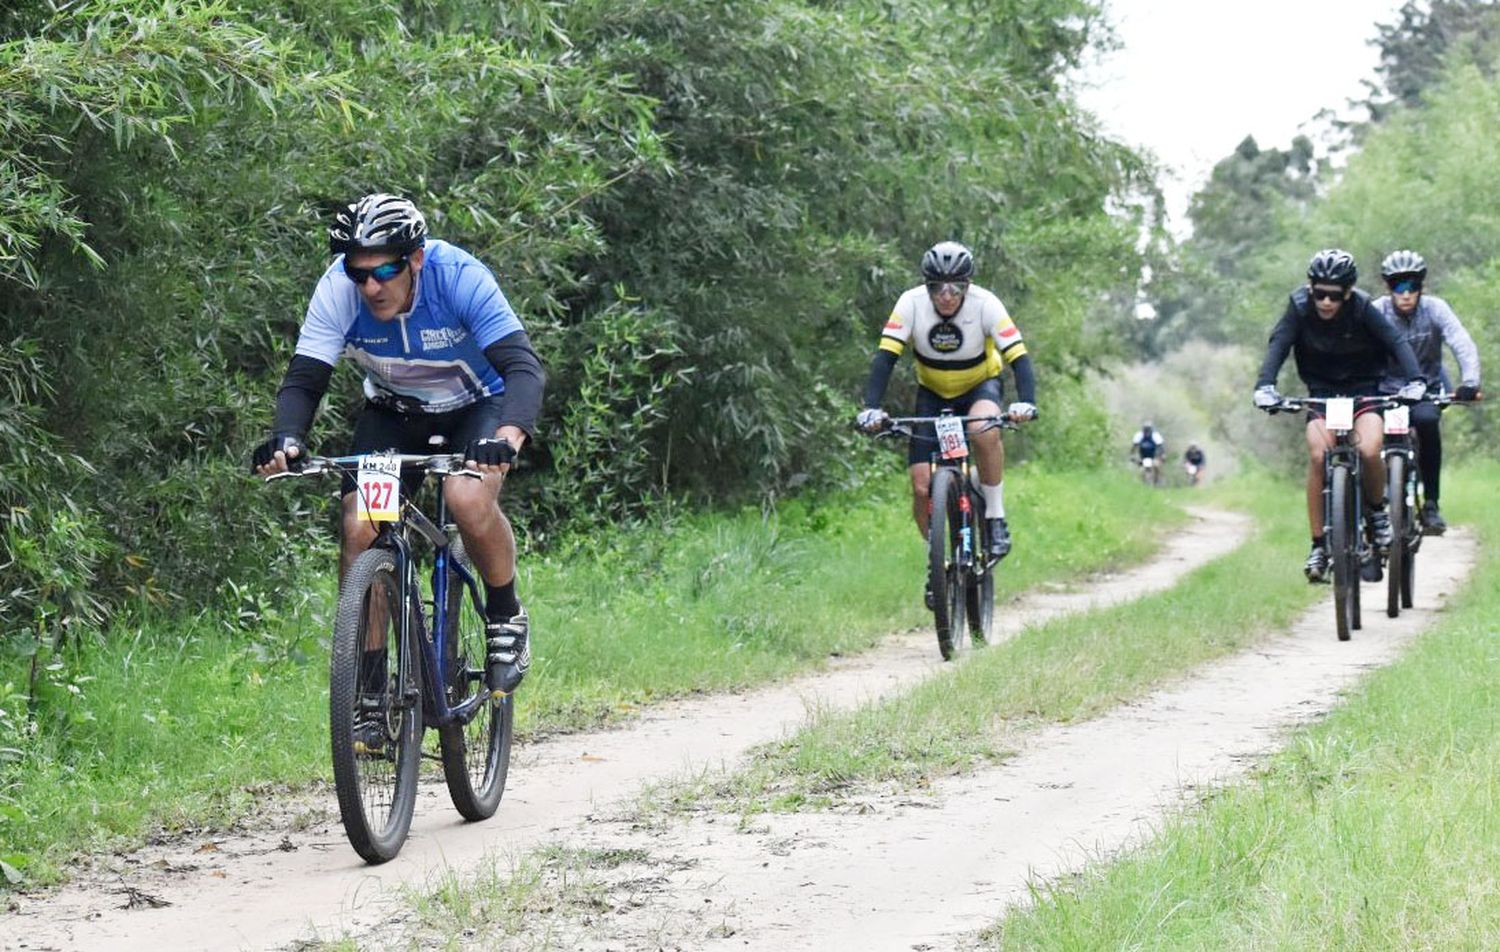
[1252,249,1425,582]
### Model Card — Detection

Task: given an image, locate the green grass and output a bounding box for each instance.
[670,470,1320,812]
[986,464,1500,950]
[0,465,1175,886]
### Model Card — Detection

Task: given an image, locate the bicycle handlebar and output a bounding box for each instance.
[1264,392,1475,415]
[264,452,482,481]
[869,414,1020,440]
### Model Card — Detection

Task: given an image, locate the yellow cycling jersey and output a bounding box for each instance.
[878,283,1028,398]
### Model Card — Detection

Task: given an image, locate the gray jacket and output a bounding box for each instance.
[1375,293,1481,393]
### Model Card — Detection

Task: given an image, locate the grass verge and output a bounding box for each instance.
[986,464,1500,950]
[0,465,1174,885]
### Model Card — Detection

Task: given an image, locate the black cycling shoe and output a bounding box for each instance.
[923,579,935,611]
[1304,544,1330,584]
[486,605,531,696]
[352,709,387,757]
[1360,550,1383,583]
[987,517,1011,560]
[1366,507,1394,551]
[1420,500,1448,536]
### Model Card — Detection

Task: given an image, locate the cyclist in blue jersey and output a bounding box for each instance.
[1374,250,1484,535]
[1130,422,1164,480]
[252,194,544,699]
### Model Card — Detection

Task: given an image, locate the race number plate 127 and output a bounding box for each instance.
[357,454,402,522]
[934,415,968,460]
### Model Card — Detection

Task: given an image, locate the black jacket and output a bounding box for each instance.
[1256,287,1421,395]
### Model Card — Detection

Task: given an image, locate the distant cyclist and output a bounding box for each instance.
[856,241,1038,568]
[1131,422,1164,479]
[1253,249,1424,582]
[1374,249,1483,535]
[1183,443,1206,484]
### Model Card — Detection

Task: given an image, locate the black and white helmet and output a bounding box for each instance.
[1307,248,1358,287]
[329,193,427,256]
[921,241,976,282]
[1380,249,1427,282]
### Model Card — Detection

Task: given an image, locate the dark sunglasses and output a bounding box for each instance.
[1309,287,1347,302]
[344,256,410,284]
[926,280,969,297]
[1388,278,1422,294]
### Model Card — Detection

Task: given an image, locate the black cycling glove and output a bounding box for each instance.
[1455,385,1482,402]
[465,438,517,468]
[250,435,306,473]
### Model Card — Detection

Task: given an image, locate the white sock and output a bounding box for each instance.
[983,481,1005,518]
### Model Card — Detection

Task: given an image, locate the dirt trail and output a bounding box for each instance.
[537,528,1478,951]
[2,508,1248,952]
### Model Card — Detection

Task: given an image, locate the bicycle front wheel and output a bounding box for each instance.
[1386,454,1406,618]
[928,467,967,660]
[1329,466,1356,642]
[437,538,513,821]
[330,547,423,863]
[965,489,995,647]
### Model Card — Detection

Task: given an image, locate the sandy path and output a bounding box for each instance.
[1,508,1248,952]
[538,528,1477,951]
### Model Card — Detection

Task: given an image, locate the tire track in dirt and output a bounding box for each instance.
[541,528,1477,951]
[2,509,1249,952]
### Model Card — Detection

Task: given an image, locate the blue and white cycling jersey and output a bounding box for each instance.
[294,239,523,413]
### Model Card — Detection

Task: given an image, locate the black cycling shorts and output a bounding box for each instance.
[341,395,507,496]
[907,377,1004,467]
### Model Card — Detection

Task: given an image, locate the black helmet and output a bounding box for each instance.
[921,241,975,282]
[1380,249,1427,283]
[329,193,428,256]
[1307,248,1357,287]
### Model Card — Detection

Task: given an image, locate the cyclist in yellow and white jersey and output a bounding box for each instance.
[857,241,1037,562]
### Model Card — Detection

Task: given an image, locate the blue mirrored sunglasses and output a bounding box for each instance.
[344,256,410,284]
[1389,278,1422,295]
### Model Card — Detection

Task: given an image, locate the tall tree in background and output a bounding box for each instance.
[1367,0,1500,116]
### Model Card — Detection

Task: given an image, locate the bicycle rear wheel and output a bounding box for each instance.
[437,538,513,821]
[965,488,995,647]
[1386,455,1406,618]
[928,468,967,660]
[1329,466,1357,642]
[330,547,423,863]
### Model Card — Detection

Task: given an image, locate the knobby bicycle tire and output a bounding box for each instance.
[928,468,967,660]
[964,487,995,647]
[437,538,513,821]
[1401,524,1416,608]
[1329,466,1356,642]
[330,547,423,863]
[1386,455,1406,618]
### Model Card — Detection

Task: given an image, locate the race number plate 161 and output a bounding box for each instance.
[357,454,402,522]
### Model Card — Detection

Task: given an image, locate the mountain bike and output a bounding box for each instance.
[876,412,1017,660]
[267,451,512,862]
[1136,455,1163,486]
[1380,393,1474,617]
[1265,395,1392,641]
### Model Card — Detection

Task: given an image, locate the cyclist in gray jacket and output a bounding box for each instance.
[1375,250,1484,535]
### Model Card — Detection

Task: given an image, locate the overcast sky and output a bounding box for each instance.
[1073,0,1408,232]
